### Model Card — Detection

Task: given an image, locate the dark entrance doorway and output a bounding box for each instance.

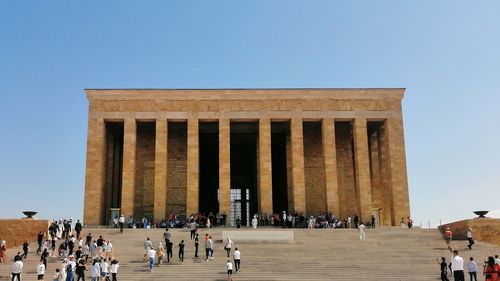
[230,122,258,226]
[271,122,289,214]
[199,122,219,216]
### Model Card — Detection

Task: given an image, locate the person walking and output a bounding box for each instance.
[66,256,76,281]
[226,260,234,281]
[75,260,85,281]
[22,240,29,259]
[466,229,474,250]
[451,250,464,281]
[358,222,366,241]
[118,215,125,234]
[436,257,449,281]
[163,229,171,245]
[233,248,241,272]
[110,260,119,281]
[205,236,213,261]
[224,237,233,258]
[90,260,100,281]
[74,220,82,240]
[178,240,185,262]
[484,256,500,281]
[157,242,165,265]
[444,228,453,252]
[147,247,156,272]
[37,260,46,280]
[37,232,45,254]
[0,240,7,263]
[11,258,23,281]
[467,257,477,281]
[165,239,173,263]
[100,258,109,280]
[144,238,152,255]
[194,237,199,258]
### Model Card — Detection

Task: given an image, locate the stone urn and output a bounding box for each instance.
[473,211,489,218]
[22,211,38,219]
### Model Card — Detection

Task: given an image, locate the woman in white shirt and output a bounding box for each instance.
[110,260,119,281]
[226,260,233,281]
[37,260,45,280]
[90,260,100,281]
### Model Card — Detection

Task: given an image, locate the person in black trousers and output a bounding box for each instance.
[75,220,82,239]
[178,240,185,262]
[436,257,449,281]
[22,241,29,259]
[194,237,199,258]
[165,239,173,263]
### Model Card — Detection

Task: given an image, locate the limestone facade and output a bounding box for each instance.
[83,89,410,226]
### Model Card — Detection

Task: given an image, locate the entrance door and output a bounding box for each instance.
[230,188,250,226]
[372,208,381,228]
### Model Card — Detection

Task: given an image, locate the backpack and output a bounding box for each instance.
[66,263,73,272]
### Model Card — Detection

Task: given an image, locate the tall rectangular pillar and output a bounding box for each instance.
[83,118,106,225]
[258,118,273,214]
[290,118,306,213]
[186,118,199,216]
[353,118,372,223]
[154,118,168,222]
[219,118,231,217]
[322,118,340,216]
[386,117,410,223]
[121,118,136,219]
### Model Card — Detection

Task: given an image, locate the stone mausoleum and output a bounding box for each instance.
[83,89,410,226]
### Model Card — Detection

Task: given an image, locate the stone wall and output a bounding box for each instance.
[166,122,187,217]
[134,122,156,219]
[0,219,50,248]
[335,122,357,220]
[441,218,500,246]
[303,122,327,213]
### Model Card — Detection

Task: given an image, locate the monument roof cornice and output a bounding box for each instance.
[85,88,405,101]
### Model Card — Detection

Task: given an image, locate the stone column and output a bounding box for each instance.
[290,118,306,213]
[322,118,340,216]
[121,118,136,219]
[186,117,199,216]
[353,118,372,223]
[154,118,168,222]
[219,118,231,218]
[386,116,410,223]
[258,118,273,214]
[83,118,106,225]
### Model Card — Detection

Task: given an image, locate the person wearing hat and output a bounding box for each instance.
[466,228,474,250]
[444,228,453,252]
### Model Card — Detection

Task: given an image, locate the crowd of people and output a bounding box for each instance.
[438,227,500,281]
[1,218,120,281]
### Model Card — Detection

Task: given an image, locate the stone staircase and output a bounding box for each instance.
[1,227,499,280]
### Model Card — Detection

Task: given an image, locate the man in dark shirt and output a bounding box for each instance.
[37,231,45,254]
[165,239,173,263]
[86,233,92,245]
[74,220,83,239]
[178,240,185,262]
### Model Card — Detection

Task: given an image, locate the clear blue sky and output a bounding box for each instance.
[1,1,499,227]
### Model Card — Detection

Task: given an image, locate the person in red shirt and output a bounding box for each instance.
[484,256,500,281]
[444,228,453,252]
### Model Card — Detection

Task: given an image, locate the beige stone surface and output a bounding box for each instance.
[186,117,199,216]
[442,218,500,246]
[290,118,306,213]
[218,118,231,216]
[154,119,167,221]
[83,118,106,225]
[258,118,273,214]
[121,118,136,219]
[7,226,500,280]
[322,118,340,216]
[386,116,410,222]
[0,219,49,248]
[84,88,410,226]
[354,118,372,223]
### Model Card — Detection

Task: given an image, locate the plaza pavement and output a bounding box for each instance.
[1,227,499,280]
